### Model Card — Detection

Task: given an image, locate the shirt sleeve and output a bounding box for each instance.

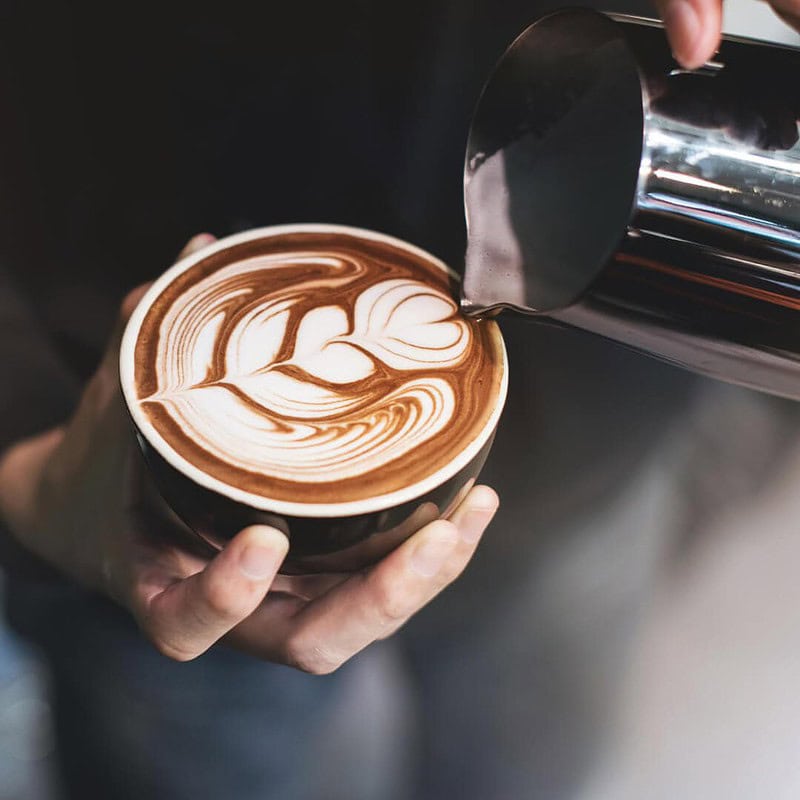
[0,263,80,580]
[0,263,79,454]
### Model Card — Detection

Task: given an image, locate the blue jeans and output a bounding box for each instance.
[5,580,346,800]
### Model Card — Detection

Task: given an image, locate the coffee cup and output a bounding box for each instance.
[120,224,507,573]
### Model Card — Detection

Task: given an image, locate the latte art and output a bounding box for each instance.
[147,266,468,481]
[132,230,505,505]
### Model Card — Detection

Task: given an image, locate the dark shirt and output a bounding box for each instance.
[0,0,650,366]
[3,0,555,376]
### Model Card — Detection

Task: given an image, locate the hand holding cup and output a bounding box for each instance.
[0,231,504,669]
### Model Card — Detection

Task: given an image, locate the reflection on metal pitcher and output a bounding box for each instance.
[463,9,800,399]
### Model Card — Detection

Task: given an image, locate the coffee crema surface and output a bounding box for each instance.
[132,229,505,506]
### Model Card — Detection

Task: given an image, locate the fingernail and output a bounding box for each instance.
[411,528,458,577]
[239,545,279,580]
[239,532,285,580]
[663,0,701,66]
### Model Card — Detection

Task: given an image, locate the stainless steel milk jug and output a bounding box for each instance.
[462,9,800,398]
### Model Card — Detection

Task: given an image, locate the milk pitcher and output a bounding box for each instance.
[462,8,800,398]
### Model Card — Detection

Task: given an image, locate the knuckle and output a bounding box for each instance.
[202,581,245,621]
[437,556,469,588]
[284,634,344,675]
[376,619,408,641]
[372,577,412,625]
[150,634,200,663]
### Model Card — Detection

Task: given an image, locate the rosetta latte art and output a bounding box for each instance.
[134,232,504,504]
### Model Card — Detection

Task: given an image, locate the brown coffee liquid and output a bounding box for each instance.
[134,230,504,504]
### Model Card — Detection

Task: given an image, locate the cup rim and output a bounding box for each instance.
[120,223,508,517]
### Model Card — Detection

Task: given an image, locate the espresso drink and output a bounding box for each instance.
[129,227,505,510]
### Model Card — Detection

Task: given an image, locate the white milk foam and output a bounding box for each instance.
[143,254,471,483]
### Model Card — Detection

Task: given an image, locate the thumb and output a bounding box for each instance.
[140,525,289,661]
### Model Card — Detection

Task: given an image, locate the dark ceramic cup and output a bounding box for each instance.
[120,224,507,574]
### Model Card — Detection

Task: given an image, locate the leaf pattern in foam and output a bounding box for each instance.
[276,281,469,383]
[157,287,251,393]
[225,299,292,378]
[151,278,470,460]
[157,378,455,482]
[289,305,375,384]
[347,279,468,370]
[234,371,366,419]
